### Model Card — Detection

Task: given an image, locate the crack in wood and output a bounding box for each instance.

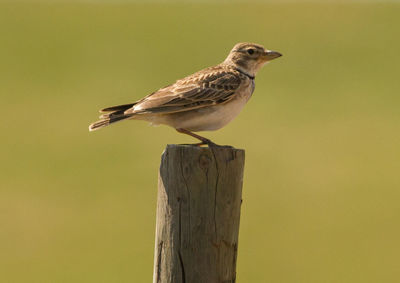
[179,148,191,243]
[209,147,221,281]
[156,241,163,283]
[178,250,186,283]
[178,199,186,283]
[210,147,220,241]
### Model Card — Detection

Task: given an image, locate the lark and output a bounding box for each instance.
[89,42,282,145]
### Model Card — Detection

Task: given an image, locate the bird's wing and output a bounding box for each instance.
[124,69,243,115]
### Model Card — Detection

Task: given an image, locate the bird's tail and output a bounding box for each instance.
[88,102,137,131]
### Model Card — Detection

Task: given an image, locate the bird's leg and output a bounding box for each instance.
[176,128,217,147]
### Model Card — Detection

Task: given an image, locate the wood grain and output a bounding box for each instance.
[153,144,245,283]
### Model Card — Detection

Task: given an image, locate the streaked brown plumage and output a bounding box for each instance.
[89,42,282,145]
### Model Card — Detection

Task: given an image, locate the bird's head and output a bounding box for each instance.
[224,42,282,77]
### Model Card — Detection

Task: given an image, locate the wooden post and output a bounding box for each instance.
[153,144,245,283]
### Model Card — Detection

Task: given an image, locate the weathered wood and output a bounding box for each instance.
[153,144,245,283]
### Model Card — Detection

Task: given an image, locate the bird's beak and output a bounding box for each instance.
[263,50,282,61]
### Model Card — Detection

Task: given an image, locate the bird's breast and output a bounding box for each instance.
[164,81,254,132]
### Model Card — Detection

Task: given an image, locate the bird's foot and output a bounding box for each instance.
[193,139,218,147]
[176,128,233,148]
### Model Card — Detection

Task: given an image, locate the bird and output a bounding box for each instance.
[89,42,282,146]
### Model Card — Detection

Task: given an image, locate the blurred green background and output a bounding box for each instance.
[1,1,399,282]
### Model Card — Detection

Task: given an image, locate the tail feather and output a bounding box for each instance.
[89,119,110,131]
[89,102,137,131]
[100,102,137,113]
[89,115,131,131]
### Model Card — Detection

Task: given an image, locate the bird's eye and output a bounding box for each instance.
[247,49,254,55]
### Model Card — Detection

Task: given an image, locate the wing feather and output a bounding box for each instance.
[124,68,242,115]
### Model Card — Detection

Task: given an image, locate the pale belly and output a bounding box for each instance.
[167,98,248,131]
[133,79,255,132]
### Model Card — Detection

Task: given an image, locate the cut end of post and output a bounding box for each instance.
[164,143,245,154]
